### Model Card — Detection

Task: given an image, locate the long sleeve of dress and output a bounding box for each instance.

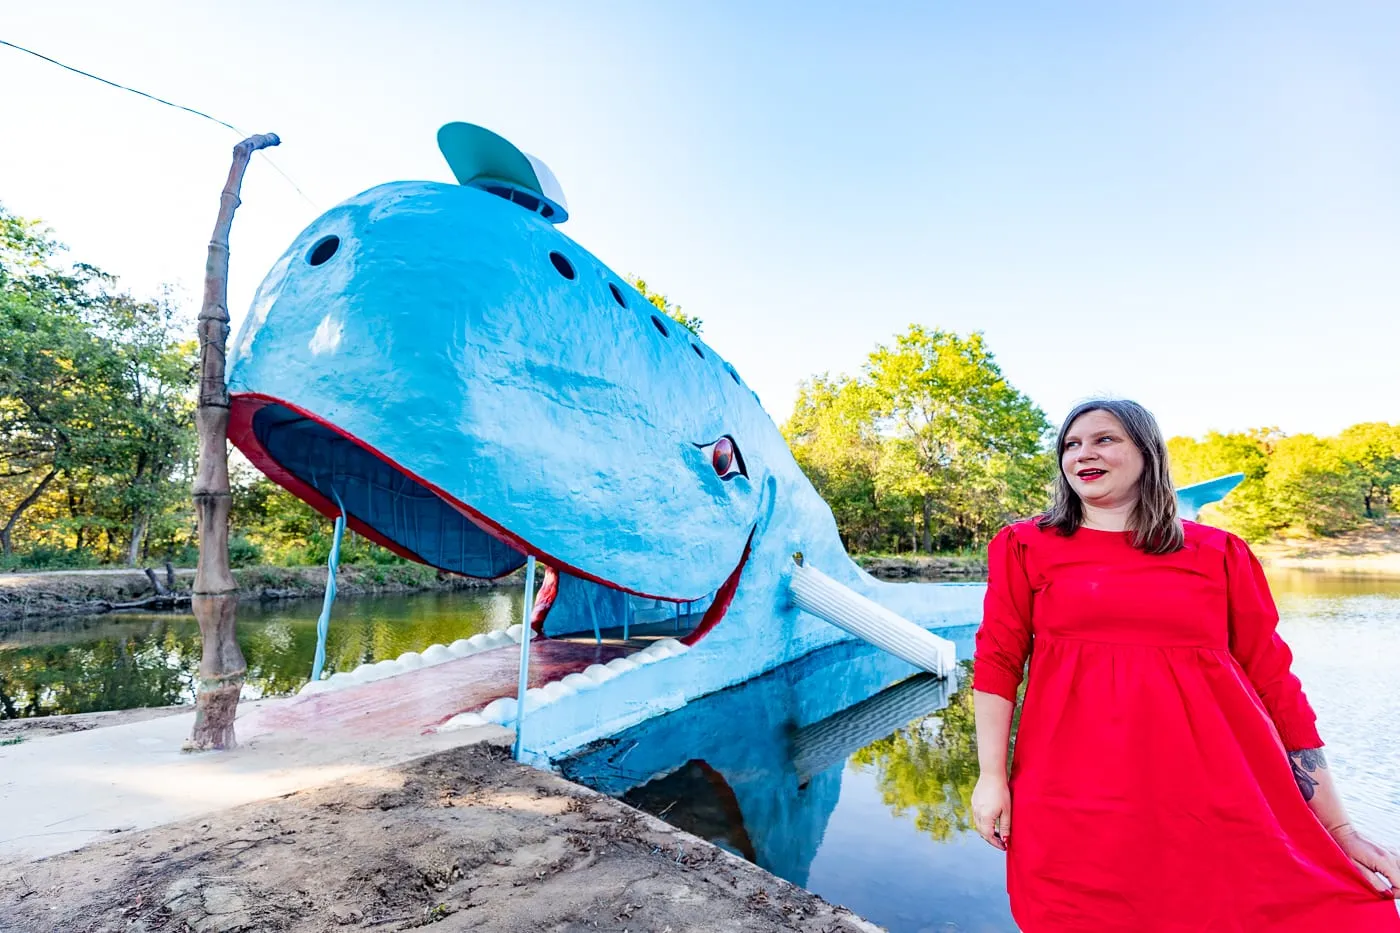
[973,524,1034,701]
[1224,534,1323,751]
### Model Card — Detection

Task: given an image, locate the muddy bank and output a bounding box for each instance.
[856,554,986,581]
[0,742,880,933]
[1253,521,1400,577]
[0,564,522,624]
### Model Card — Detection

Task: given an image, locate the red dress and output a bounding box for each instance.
[973,519,1400,932]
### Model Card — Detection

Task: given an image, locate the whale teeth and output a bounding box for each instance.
[481,696,517,723]
[560,673,597,692]
[605,657,640,675]
[582,663,615,683]
[421,644,453,664]
[437,711,489,731]
[296,627,529,696]
[296,625,692,740]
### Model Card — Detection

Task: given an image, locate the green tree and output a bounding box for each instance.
[1166,430,1281,539]
[1335,423,1400,519]
[0,209,117,557]
[84,294,197,564]
[1264,434,1363,536]
[626,275,703,335]
[785,375,891,551]
[0,204,196,562]
[784,326,1048,553]
[867,326,1050,552]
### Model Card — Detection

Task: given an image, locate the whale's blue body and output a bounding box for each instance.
[226,171,984,756]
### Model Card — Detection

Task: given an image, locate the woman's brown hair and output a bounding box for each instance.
[1037,398,1184,554]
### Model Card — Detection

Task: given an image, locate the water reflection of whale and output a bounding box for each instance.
[558,625,977,887]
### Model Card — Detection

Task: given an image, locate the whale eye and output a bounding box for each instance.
[698,436,746,480]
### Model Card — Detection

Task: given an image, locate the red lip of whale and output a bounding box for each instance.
[229,392,753,647]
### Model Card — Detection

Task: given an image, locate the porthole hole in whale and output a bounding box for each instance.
[307,235,340,266]
[549,251,575,280]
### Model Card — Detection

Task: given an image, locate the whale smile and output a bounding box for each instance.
[229,392,754,645]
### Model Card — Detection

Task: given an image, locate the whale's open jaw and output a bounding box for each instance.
[228,394,752,644]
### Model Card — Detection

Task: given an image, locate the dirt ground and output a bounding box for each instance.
[0,742,880,933]
[1253,520,1400,575]
[0,705,185,741]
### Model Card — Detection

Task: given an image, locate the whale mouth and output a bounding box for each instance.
[228,394,751,643]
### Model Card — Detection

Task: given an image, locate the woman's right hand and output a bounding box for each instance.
[972,773,1012,851]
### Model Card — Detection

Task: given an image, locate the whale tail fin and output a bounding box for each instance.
[1176,472,1245,521]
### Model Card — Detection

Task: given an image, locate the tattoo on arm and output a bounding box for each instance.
[1288,749,1327,802]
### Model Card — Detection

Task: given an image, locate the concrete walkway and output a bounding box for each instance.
[0,637,646,862]
[0,699,510,863]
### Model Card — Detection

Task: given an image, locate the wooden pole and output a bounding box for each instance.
[185,132,280,752]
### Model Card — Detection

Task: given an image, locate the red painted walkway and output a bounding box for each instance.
[251,640,637,738]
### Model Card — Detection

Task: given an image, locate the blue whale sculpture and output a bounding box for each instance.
[227,124,1235,760]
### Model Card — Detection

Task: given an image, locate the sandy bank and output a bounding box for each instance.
[1253,522,1400,577]
[0,742,880,933]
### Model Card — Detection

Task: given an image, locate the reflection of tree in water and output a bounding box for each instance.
[0,589,522,717]
[0,626,200,718]
[850,661,1022,842]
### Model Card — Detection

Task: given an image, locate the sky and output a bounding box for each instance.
[2,1,1397,439]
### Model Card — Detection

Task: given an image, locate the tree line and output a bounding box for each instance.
[1,204,195,566]
[786,330,1399,552]
[2,203,1396,569]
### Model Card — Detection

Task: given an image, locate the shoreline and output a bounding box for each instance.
[0,727,881,932]
[4,535,1397,625]
[0,563,524,625]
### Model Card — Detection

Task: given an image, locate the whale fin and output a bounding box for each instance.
[1176,472,1245,521]
[789,558,956,677]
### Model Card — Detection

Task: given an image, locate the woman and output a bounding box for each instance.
[971,398,1399,932]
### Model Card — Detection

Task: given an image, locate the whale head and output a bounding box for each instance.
[227,175,793,621]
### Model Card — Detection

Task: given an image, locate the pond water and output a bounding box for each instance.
[2,571,1396,932]
[0,588,524,718]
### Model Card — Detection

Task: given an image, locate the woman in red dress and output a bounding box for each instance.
[971,398,1400,932]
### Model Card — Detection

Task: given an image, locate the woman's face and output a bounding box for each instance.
[1061,409,1145,510]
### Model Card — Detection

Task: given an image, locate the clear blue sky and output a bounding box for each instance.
[3,1,1397,438]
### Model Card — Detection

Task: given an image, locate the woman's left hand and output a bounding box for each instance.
[1331,824,1400,898]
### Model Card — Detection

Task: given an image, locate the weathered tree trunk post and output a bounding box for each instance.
[186,132,280,752]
